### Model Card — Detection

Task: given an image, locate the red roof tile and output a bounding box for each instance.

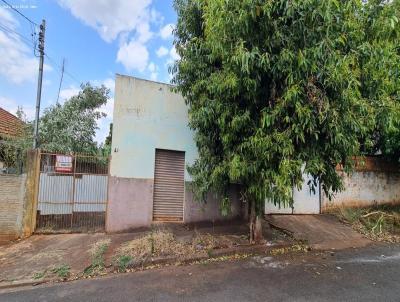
[0,107,23,137]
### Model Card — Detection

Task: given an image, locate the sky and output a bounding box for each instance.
[0,0,178,143]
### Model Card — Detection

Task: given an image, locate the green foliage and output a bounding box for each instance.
[0,107,33,172]
[172,0,399,213]
[33,270,46,280]
[98,123,113,157]
[105,123,113,148]
[84,240,110,276]
[51,264,71,279]
[335,205,400,241]
[116,255,133,272]
[359,0,400,160]
[39,83,110,154]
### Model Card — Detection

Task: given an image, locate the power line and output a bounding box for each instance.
[0,2,82,89]
[0,22,82,85]
[56,58,65,103]
[0,0,38,26]
[0,22,39,58]
[0,22,35,46]
[44,53,81,85]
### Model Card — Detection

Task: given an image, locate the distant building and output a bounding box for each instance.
[0,107,22,138]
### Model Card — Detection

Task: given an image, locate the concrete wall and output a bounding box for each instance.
[0,174,26,242]
[184,183,243,223]
[107,75,243,232]
[265,173,320,214]
[264,157,400,213]
[322,170,400,211]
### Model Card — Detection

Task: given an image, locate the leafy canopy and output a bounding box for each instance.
[39,83,110,154]
[359,0,400,160]
[172,0,399,213]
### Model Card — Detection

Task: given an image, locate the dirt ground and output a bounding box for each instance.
[0,220,288,285]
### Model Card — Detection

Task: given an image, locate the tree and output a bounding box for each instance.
[358,0,400,161]
[0,107,33,172]
[171,0,395,242]
[39,83,110,154]
[98,123,113,157]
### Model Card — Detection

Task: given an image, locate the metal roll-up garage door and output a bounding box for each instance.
[153,149,185,221]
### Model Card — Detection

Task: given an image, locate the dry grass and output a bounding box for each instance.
[333,205,400,243]
[84,239,111,276]
[89,239,111,256]
[115,229,237,263]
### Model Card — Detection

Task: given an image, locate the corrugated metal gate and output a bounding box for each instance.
[153,149,185,221]
[36,152,109,233]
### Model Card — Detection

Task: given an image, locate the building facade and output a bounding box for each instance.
[106,75,242,232]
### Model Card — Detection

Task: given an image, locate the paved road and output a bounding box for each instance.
[1,243,400,302]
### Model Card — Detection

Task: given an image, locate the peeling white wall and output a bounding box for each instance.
[111,75,198,181]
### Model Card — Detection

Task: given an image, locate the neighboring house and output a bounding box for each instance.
[0,107,23,171]
[0,107,22,138]
[106,75,243,232]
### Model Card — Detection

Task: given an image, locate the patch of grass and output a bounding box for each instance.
[84,239,111,276]
[333,205,400,242]
[51,264,70,279]
[116,255,133,272]
[33,270,46,280]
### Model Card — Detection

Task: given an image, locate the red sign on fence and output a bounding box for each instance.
[55,155,73,172]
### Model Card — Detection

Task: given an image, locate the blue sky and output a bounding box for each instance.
[0,0,178,143]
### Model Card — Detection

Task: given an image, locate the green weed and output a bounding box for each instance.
[84,239,110,276]
[116,255,133,272]
[51,264,70,279]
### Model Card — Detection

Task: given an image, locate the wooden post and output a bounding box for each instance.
[21,149,41,237]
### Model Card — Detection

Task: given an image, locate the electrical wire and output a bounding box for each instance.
[0,1,82,86]
[0,22,33,44]
[44,53,82,85]
[0,0,38,26]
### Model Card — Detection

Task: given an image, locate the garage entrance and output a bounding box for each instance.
[153,149,185,221]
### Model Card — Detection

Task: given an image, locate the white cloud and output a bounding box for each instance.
[169,46,180,61]
[0,7,43,84]
[0,96,35,120]
[59,86,80,102]
[95,113,113,144]
[136,22,153,43]
[117,40,149,72]
[58,0,152,43]
[160,23,174,40]
[156,46,168,58]
[91,78,115,94]
[102,78,115,93]
[148,62,158,81]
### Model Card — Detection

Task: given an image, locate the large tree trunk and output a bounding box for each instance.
[249,200,263,244]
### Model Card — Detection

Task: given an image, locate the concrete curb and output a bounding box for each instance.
[0,242,293,291]
[0,278,52,290]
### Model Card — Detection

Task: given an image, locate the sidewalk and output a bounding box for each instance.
[0,220,290,288]
[265,214,372,250]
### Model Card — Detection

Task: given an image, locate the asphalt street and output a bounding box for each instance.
[1,243,399,302]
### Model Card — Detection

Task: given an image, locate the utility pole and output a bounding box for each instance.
[33,19,45,149]
[56,58,65,104]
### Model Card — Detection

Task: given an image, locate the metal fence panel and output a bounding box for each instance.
[36,152,109,233]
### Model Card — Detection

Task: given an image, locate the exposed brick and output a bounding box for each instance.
[0,174,26,239]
